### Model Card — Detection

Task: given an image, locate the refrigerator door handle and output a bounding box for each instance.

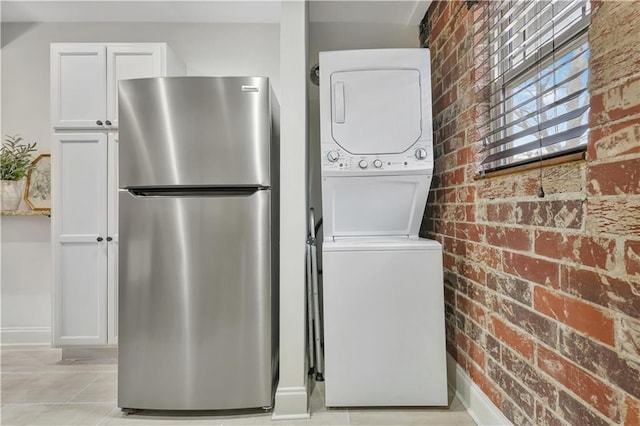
[127,186,267,198]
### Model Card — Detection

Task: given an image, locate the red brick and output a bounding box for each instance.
[487,271,532,306]
[625,240,640,277]
[479,177,516,199]
[486,226,531,252]
[503,251,560,288]
[478,375,502,411]
[465,204,476,222]
[536,403,565,426]
[516,200,583,229]
[456,258,486,285]
[442,167,464,187]
[538,345,621,421]
[443,130,466,153]
[586,196,640,235]
[502,397,534,426]
[558,390,611,426]
[455,222,483,242]
[457,293,487,327]
[456,146,476,166]
[486,203,516,224]
[534,231,616,270]
[501,347,557,408]
[443,252,455,270]
[561,266,640,319]
[466,242,501,270]
[430,1,452,44]
[487,358,535,418]
[590,84,640,125]
[588,157,640,196]
[499,298,558,348]
[625,396,640,426]
[468,280,491,310]
[588,118,640,161]
[456,184,476,203]
[560,328,640,400]
[534,286,615,346]
[489,316,534,359]
[467,334,485,368]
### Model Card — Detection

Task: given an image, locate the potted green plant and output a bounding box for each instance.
[1,135,38,210]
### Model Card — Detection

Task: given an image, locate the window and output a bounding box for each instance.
[480,0,591,173]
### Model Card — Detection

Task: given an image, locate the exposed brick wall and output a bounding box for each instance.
[420,1,640,424]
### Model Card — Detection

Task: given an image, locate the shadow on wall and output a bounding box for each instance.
[1,23,38,47]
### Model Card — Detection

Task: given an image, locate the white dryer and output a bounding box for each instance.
[319,49,447,407]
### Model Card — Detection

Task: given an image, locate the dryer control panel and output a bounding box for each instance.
[321,142,433,174]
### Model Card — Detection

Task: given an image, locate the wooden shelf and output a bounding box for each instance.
[1,210,50,217]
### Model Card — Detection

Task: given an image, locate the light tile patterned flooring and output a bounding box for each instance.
[1,346,476,425]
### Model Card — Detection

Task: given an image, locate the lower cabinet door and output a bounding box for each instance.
[52,133,108,346]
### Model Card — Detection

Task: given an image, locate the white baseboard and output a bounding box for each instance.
[61,346,118,360]
[0,327,51,346]
[272,385,310,420]
[447,354,512,426]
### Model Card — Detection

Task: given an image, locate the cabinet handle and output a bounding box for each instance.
[105,120,112,126]
[96,120,103,126]
[107,237,113,242]
[97,237,104,242]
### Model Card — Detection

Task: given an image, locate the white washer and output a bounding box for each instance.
[319,49,447,407]
[323,238,447,407]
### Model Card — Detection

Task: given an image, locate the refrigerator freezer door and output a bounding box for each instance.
[118,189,273,410]
[119,76,271,188]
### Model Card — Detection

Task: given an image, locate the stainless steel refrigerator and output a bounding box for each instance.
[117,76,279,411]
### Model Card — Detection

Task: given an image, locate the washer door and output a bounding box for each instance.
[330,69,422,155]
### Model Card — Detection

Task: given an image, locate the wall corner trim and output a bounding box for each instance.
[447,354,512,426]
[272,385,310,420]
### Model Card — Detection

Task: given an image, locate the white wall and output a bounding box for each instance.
[1,22,280,345]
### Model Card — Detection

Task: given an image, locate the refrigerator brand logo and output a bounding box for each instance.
[241,85,260,92]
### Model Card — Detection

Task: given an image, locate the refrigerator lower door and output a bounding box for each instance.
[118,189,273,410]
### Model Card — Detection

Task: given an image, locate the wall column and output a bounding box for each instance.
[273,0,309,419]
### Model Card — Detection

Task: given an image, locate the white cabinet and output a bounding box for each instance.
[51,43,182,347]
[52,132,119,347]
[52,133,110,346]
[51,43,182,129]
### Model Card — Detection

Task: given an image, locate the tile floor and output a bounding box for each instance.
[1,346,476,425]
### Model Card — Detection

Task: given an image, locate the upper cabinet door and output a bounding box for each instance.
[106,44,165,128]
[51,44,107,129]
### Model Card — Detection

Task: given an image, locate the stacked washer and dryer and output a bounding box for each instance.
[319,49,447,407]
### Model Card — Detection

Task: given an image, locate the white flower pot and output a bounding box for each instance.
[1,180,22,210]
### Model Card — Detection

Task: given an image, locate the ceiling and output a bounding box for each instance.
[0,0,431,25]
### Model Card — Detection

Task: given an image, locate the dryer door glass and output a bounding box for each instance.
[330,69,422,155]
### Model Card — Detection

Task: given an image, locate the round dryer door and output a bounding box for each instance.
[330,69,423,155]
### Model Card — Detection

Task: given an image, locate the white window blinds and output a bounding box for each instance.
[479,0,591,173]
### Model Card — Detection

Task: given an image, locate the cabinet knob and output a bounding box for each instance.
[105,120,112,126]
[106,236,113,242]
[97,237,104,242]
[96,120,103,126]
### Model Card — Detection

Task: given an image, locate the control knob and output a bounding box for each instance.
[358,160,368,169]
[415,148,428,160]
[327,150,339,162]
[373,159,383,168]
